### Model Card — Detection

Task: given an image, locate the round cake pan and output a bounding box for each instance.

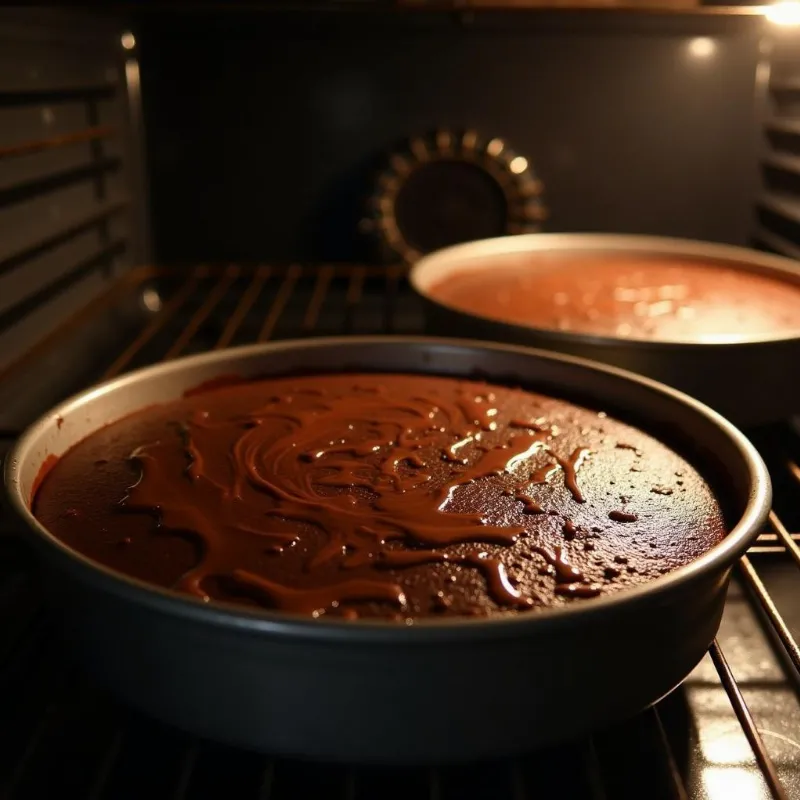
[410,234,800,426]
[4,337,770,764]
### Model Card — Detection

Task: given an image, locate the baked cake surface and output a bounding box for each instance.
[33,373,727,620]
[428,254,800,342]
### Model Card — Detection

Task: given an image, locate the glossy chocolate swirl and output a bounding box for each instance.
[33,373,727,620]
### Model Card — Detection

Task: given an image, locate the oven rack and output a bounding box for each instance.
[0,263,798,800]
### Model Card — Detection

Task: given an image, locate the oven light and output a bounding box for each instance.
[509,156,528,175]
[141,288,162,313]
[765,1,800,26]
[687,37,717,59]
[121,31,136,50]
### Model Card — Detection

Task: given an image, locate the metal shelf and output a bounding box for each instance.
[0,265,799,799]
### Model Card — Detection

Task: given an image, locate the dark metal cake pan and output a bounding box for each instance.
[4,337,770,763]
[410,234,800,426]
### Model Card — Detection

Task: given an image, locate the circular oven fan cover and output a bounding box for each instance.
[363,129,546,264]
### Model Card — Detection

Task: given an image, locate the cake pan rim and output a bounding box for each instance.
[4,335,771,643]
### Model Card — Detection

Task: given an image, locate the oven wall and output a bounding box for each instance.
[137,9,763,265]
[0,8,141,373]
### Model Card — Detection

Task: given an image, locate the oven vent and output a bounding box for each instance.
[0,9,135,375]
[756,22,800,259]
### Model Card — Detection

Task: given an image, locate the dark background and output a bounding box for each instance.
[136,9,762,264]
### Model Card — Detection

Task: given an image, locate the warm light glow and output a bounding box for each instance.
[486,138,504,157]
[688,37,717,59]
[703,767,765,800]
[125,58,140,92]
[121,32,136,50]
[141,288,162,313]
[509,156,528,174]
[461,130,478,151]
[765,1,800,26]
[700,723,756,766]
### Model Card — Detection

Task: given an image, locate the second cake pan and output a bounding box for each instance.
[410,234,800,426]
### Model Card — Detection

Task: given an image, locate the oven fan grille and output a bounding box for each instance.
[0,264,798,800]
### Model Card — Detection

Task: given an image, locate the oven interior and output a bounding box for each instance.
[1,5,800,799]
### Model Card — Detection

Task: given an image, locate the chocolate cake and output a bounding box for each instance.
[33,373,727,620]
[428,254,800,342]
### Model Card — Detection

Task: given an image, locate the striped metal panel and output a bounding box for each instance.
[0,9,138,371]
[755,21,800,259]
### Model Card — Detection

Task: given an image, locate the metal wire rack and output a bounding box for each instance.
[1,264,799,800]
